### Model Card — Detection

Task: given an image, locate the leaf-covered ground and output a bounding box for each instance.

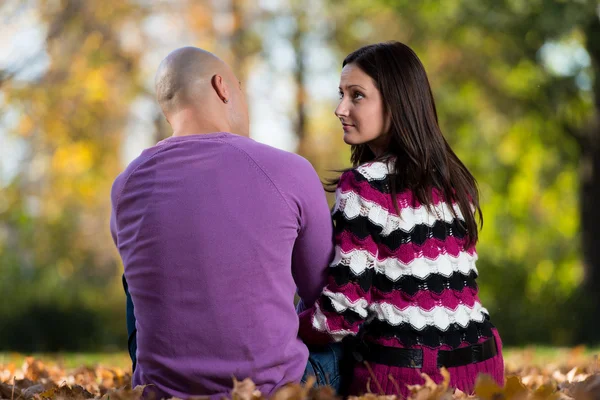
[1,348,600,399]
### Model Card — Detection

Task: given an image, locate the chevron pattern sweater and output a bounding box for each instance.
[298,160,504,396]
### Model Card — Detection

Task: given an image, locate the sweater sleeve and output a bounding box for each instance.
[290,159,335,309]
[109,174,125,249]
[298,170,380,345]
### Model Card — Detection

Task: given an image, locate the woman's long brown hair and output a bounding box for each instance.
[331,42,483,248]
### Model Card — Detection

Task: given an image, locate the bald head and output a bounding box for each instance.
[155,47,227,114]
[155,47,249,137]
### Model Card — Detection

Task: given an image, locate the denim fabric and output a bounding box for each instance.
[301,343,346,393]
[123,275,137,371]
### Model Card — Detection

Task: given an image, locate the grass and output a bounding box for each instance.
[503,345,600,371]
[0,352,131,370]
[2,346,600,371]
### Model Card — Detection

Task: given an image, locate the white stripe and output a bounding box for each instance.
[331,246,478,281]
[312,302,356,342]
[322,288,369,318]
[334,189,466,236]
[355,161,392,181]
[369,302,489,331]
[324,287,483,320]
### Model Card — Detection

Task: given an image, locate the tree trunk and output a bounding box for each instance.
[230,0,246,81]
[578,15,600,344]
[291,4,309,159]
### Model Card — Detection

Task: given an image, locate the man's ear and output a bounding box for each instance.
[211,74,230,103]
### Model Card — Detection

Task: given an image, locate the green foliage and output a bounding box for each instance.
[320,0,597,344]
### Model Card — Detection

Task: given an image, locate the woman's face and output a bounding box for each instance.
[335,63,389,155]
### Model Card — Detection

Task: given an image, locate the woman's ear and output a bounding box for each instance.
[211,74,230,103]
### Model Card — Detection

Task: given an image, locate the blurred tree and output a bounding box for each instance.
[228,0,263,82]
[276,0,355,172]
[0,0,148,350]
[289,0,309,159]
[0,0,596,350]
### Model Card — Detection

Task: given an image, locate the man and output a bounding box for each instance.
[109,47,339,399]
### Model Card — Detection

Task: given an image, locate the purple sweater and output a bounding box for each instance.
[110,132,334,399]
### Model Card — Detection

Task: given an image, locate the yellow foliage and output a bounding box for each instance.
[51,143,94,177]
[84,69,109,103]
[17,116,35,137]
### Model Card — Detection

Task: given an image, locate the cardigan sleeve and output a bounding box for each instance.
[298,169,382,345]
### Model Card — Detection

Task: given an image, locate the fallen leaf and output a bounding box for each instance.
[503,376,528,399]
[474,374,503,400]
[0,381,20,400]
[231,377,263,400]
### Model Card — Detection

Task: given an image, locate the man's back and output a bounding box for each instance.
[110,132,334,399]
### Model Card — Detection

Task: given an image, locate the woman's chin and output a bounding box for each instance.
[343,134,359,145]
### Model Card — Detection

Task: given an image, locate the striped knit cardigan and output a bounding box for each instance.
[298,160,504,396]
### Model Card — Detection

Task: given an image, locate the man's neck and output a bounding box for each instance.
[169,108,229,137]
[172,129,226,137]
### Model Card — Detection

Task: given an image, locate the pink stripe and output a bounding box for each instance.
[338,178,393,211]
[323,282,479,316]
[337,230,475,264]
[322,279,480,320]
[371,286,479,312]
[299,297,364,344]
[298,309,332,345]
[320,307,362,333]
[326,277,370,302]
[340,177,451,214]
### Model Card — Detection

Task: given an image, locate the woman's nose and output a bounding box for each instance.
[334,100,349,118]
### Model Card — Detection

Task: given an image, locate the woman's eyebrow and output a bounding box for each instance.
[339,84,367,90]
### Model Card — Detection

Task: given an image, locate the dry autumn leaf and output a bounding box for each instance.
[503,376,528,400]
[231,377,264,400]
[474,374,503,400]
[99,384,146,400]
[1,354,600,400]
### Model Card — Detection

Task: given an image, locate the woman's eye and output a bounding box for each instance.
[338,92,344,99]
[353,92,364,100]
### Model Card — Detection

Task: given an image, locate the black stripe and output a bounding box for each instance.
[367,318,494,349]
[330,265,478,295]
[321,296,364,325]
[333,213,467,250]
[351,169,391,194]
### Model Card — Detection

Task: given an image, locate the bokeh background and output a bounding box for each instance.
[0,0,599,352]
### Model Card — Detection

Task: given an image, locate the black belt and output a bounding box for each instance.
[358,336,497,368]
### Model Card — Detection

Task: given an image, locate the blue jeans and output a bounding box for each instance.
[123,275,345,393]
[123,275,137,371]
[302,343,345,393]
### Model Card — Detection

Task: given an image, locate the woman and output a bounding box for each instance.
[298,41,504,397]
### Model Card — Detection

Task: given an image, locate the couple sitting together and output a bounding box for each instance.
[110,41,504,399]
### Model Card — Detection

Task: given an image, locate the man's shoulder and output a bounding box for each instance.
[111,143,167,202]
[228,137,323,206]
[231,135,307,161]
[229,136,316,176]
[115,147,158,177]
